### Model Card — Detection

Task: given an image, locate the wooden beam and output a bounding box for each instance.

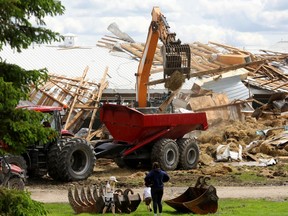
[190,44,214,54]
[193,100,251,111]
[49,74,100,87]
[121,43,143,58]
[87,67,109,141]
[194,41,219,53]
[147,59,266,86]
[264,64,288,81]
[209,41,252,55]
[64,66,89,130]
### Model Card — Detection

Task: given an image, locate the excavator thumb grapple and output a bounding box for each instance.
[162,44,191,79]
[68,185,141,214]
[165,176,218,215]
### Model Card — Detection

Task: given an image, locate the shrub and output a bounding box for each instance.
[0,187,47,216]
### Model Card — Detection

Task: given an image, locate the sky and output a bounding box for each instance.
[45,0,288,49]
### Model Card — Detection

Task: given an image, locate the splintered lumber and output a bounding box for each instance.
[158,88,180,113]
[86,67,109,141]
[272,82,288,90]
[30,69,102,133]
[190,44,214,55]
[64,67,109,133]
[209,41,251,55]
[147,59,266,86]
[190,49,211,58]
[194,41,219,53]
[121,43,143,58]
[37,88,66,106]
[263,65,288,81]
[64,66,89,130]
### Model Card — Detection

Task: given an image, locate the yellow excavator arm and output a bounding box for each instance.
[136,6,191,108]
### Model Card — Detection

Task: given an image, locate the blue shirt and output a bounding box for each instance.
[145,168,170,189]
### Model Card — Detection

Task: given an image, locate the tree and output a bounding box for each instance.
[0,0,65,154]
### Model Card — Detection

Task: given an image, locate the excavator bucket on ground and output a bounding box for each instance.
[162,44,191,79]
[114,188,142,213]
[165,176,218,215]
[68,185,141,214]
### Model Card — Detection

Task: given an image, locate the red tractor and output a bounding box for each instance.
[6,105,96,182]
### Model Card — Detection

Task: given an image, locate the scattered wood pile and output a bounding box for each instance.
[29,66,109,140]
[98,35,288,90]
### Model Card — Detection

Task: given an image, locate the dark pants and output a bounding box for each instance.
[151,187,164,214]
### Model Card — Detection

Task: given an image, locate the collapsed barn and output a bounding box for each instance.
[1,25,288,168]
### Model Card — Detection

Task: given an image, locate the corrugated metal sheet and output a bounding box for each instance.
[0,44,196,91]
[1,45,137,89]
[201,75,250,101]
[269,41,288,53]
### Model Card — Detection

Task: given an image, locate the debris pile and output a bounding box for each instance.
[197,116,288,166]
[24,28,288,144]
[28,67,109,140]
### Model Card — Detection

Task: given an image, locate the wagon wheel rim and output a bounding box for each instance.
[187,148,197,165]
[166,148,177,165]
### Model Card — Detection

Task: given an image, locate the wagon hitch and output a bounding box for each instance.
[165,176,218,214]
[68,185,141,214]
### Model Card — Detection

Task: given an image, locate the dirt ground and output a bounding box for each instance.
[26,158,288,203]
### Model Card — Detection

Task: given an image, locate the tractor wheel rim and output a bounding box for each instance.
[71,150,88,174]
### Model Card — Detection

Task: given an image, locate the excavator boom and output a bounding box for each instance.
[136,6,191,107]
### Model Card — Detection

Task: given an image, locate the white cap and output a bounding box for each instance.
[109,176,118,182]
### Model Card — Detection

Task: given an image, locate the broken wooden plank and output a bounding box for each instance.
[121,43,143,59]
[87,66,109,141]
[147,59,266,86]
[194,41,219,53]
[64,66,89,130]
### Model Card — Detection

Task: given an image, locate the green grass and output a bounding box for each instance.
[234,171,266,182]
[45,199,288,216]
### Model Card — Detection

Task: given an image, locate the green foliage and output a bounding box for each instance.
[0,187,47,216]
[0,108,58,154]
[0,0,64,154]
[0,0,65,52]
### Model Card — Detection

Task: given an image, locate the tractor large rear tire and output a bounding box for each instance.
[151,138,179,171]
[58,138,96,181]
[177,138,199,169]
[47,138,71,180]
[6,155,28,179]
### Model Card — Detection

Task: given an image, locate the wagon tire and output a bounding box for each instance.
[114,157,126,168]
[58,138,96,181]
[151,138,179,171]
[114,158,140,169]
[177,138,199,169]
